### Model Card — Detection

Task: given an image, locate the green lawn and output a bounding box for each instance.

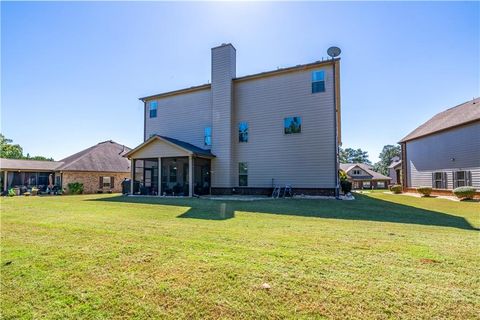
[1,193,478,319]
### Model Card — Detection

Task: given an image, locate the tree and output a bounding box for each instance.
[373,144,401,175]
[0,134,53,161]
[339,147,371,164]
[25,153,54,161]
[0,134,23,159]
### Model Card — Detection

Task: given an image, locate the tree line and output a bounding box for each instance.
[0,134,54,161]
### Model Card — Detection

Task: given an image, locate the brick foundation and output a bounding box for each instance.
[62,171,130,194]
[211,187,336,196]
[405,187,480,199]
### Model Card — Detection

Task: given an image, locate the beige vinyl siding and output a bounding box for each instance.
[128,139,188,159]
[144,89,212,149]
[233,65,336,188]
[406,122,480,190]
[211,44,236,188]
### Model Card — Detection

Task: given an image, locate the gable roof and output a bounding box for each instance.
[340,163,391,180]
[138,58,338,102]
[399,98,480,143]
[124,135,215,159]
[0,141,130,173]
[388,160,402,169]
[57,140,131,172]
[0,158,63,171]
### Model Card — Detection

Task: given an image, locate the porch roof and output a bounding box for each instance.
[124,135,215,159]
[0,158,63,171]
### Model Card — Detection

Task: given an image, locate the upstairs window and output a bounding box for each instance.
[239,122,249,143]
[204,127,212,146]
[149,101,158,118]
[284,117,302,134]
[239,162,248,186]
[311,70,325,93]
[353,170,361,175]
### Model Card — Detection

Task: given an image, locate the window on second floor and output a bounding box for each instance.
[284,117,302,134]
[353,170,361,175]
[204,127,212,146]
[239,122,248,143]
[149,101,158,118]
[311,70,325,93]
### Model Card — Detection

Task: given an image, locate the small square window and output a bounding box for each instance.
[284,117,302,134]
[149,101,158,118]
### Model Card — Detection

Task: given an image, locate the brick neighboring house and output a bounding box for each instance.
[340,163,391,189]
[1,140,131,194]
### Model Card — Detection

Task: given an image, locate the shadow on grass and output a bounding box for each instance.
[87,194,478,230]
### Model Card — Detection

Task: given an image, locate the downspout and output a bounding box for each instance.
[333,59,340,199]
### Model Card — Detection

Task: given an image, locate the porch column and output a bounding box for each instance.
[188,155,193,197]
[3,170,7,192]
[130,159,134,195]
[158,157,162,196]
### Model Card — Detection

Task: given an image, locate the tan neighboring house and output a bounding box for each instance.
[340,163,391,189]
[399,98,479,194]
[0,140,131,194]
[126,43,342,196]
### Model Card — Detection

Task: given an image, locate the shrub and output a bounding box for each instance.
[340,180,352,194]
[453,186,476,200]
[391,185,402,194]
[7,188,15,197]
[67,182,84,195]
[416,186,432,197]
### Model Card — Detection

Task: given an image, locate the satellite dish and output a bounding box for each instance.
[327,46,341,58]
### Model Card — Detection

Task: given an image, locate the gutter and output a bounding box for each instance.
[333,60,340,199]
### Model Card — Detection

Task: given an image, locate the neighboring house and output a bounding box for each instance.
[0,140,131,194]
[399,98,480,192]
[388,156,402,185]
[125,43,341,196]
[340,163,391,189]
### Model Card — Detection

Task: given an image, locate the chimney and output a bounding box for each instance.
[211,43,236,188]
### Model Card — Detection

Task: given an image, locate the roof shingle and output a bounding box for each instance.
[399,98,480,143]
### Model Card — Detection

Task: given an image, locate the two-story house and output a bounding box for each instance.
[125,43,341,196]
[399,98,480,194]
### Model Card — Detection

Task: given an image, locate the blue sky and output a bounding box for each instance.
[1,1,478,162]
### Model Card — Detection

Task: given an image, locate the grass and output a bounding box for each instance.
[1,192,479,319]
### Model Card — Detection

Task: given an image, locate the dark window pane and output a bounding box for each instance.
[312,81,325,93]
[239,162,248,175]
[284,117,302,134]
[239,175,248,186]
